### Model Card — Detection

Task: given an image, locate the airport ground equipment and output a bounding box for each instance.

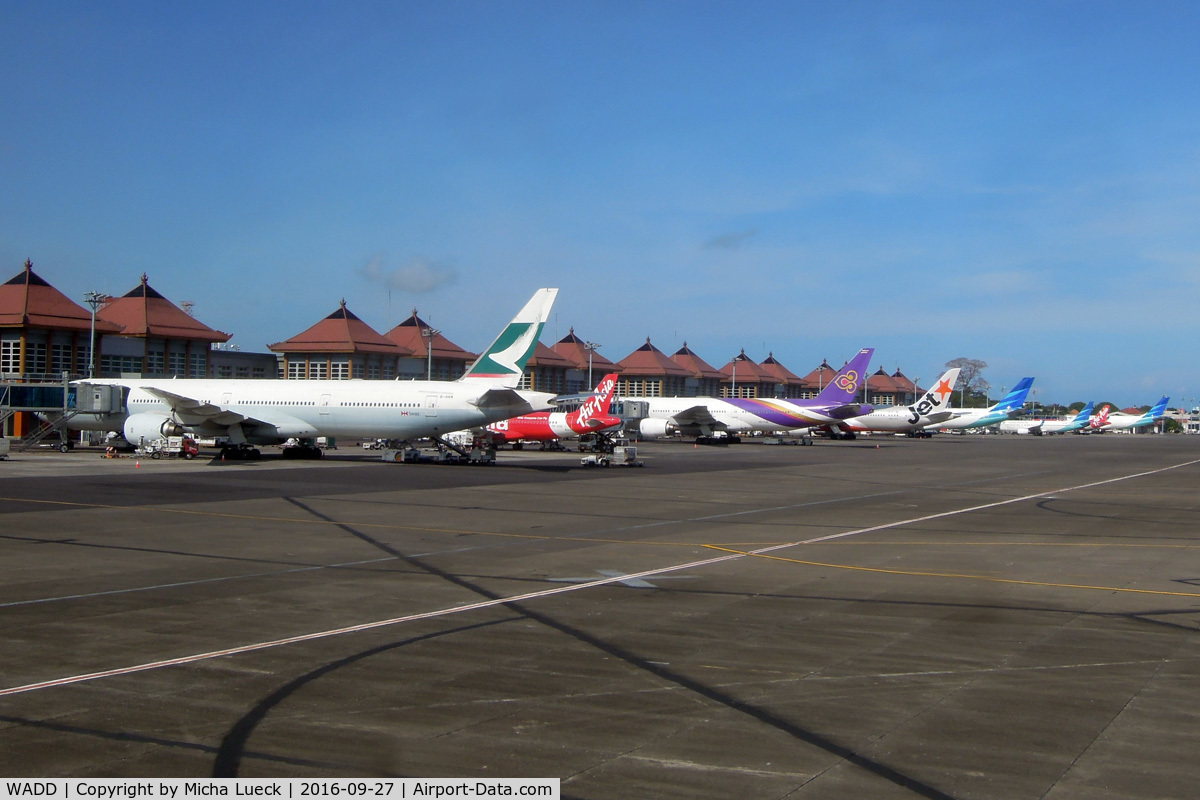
[136,435,200,459]
[0,436,9,460]
[581,445,644,467]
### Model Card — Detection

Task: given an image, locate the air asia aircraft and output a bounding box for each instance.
[484,373,621,448]
[831,367,961,437]
[635,348,874,442]
[1000,401,1095,435]
[1097,396,1170,432]
[74,289,560,458]
[928,377,1035,432]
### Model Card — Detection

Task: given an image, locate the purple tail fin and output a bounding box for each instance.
[814,348,874,404]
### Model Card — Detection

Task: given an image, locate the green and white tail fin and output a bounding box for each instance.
[460,288,558,387]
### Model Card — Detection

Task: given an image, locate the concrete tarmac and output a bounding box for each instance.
[2,435,1199,799]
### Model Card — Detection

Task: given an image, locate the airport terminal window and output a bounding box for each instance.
[189,353,206,377]
[25,342,47,376]
[352,361,365,379]
[146,350,165,375]
[367,362,380,379]
[1,339,19,375]
[331,359,350,380]
[51,344,72,375]
[216,365,233,378]
[101,355,142,375]
[75,345,92,375]
[287,361,306,380]
[168,352,186,376]
[311,361,329,380]
[382,363,395,380]
[252,367,266,378]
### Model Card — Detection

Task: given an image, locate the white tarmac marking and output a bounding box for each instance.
[3,457,1197,698]
[0,557,399,609]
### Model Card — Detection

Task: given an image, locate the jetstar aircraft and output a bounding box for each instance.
[484,373,621,448]
[73,289,560,458]
[927,377,1035,432]
[1000,401,1095,435]
[634,348,874,443]
[1097,396,1170,432]
[831,367,961,438]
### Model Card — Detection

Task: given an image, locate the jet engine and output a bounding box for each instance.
[123,414,185,445]
[637,418,677,439]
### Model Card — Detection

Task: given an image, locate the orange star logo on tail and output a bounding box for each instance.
[933,378,954,402]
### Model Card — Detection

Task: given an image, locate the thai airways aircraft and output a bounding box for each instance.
[1000,401,1095,435]
[928,377,1035,432]
[1098,396,1170,432]
[832,367,961,437]
[74,288,560,458]
[484,373,621,448]
[634,348,874,442]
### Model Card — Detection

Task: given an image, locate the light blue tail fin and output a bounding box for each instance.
[994,377,1035,414]
[1145,396,1170,420]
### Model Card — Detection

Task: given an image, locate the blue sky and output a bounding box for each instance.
[4,1,1199,407]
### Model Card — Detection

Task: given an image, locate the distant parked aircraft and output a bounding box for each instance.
[635,348,875,442]
[1098,396,1170,432]
[1000,401,1095,435]
[830,367,961,437]
[928,377,1035,432]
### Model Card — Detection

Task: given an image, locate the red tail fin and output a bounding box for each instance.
[569,373,619,426]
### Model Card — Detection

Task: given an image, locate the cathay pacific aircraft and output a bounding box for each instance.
[73,289,559,458]
[928,377,1035,432]
[633,348,874,442]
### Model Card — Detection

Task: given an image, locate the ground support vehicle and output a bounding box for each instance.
[581,445,644,467]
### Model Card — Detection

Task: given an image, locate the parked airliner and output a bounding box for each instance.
[74,289,560,458]
[484,373,621,448]
[634,348,874,442]
[927,377,1035,432]
[832,367,960,437]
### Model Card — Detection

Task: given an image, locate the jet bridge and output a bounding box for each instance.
[0,379,124,451]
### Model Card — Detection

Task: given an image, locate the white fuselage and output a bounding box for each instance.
[841,405,948,433]
[71,378,556,444]
[636,396,852,437]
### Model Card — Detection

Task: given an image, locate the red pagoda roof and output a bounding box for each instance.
[97,274,230,342]
[618,338,692,377]
[759,352,804,385]
[719,350,770,382]
[526,341,575,368]
[0,260,121,333]
[383,309,475,361]
[552,328,620,373]
[670,342,724,380]
[867,367,900,393]
[268,300,402,355]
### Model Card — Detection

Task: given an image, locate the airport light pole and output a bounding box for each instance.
[83,291,106,378]
[913,378,921,405]
[585,341,600,388]
[422,327,439,380]
[731,357,737,399]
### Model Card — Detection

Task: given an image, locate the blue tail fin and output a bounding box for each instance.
[1146,396,1169,420]
[994,377,1035,413]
